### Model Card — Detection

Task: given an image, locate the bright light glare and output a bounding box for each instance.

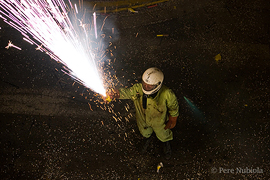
[0,0,106,96]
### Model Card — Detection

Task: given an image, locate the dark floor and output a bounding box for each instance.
[0,0,269,179]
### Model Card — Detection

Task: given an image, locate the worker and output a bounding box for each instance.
[108,67,179,159]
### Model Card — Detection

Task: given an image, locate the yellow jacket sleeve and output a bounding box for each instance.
[165,89,179,117]
[118,83,142,100]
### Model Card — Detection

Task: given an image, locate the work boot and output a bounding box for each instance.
[141,136,153,154]
[163,141,172,160]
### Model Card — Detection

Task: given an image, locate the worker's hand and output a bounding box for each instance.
[164,115,178,130]
[107,88,120,100]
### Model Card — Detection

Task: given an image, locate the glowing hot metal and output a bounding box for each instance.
[0,0,106,96]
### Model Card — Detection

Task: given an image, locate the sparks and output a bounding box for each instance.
[74,4,78,14]
[93,12,97,39]
[23,37,34,45]
[5,40,22,50]
[0,0,106,96]
[35,44,43,51]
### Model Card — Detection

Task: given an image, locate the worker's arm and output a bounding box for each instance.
[108,83,142,100]
[164,88,179,130]
[164,115,178,130]
[107,87,132,100]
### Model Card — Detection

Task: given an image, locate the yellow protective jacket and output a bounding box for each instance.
[119,83,179,141]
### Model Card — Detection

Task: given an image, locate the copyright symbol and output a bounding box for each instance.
[211,167,217,173]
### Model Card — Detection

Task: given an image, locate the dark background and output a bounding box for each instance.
[0,0,269,179]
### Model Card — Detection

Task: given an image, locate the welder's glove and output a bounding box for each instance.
[164,115,178,130]
[107,88,120,100]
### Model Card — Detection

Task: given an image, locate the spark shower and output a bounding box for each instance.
[0,0,106,96]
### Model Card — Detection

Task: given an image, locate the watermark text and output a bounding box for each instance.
[211,167,263,174]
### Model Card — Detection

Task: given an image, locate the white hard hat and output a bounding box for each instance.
[142,67,164,95]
